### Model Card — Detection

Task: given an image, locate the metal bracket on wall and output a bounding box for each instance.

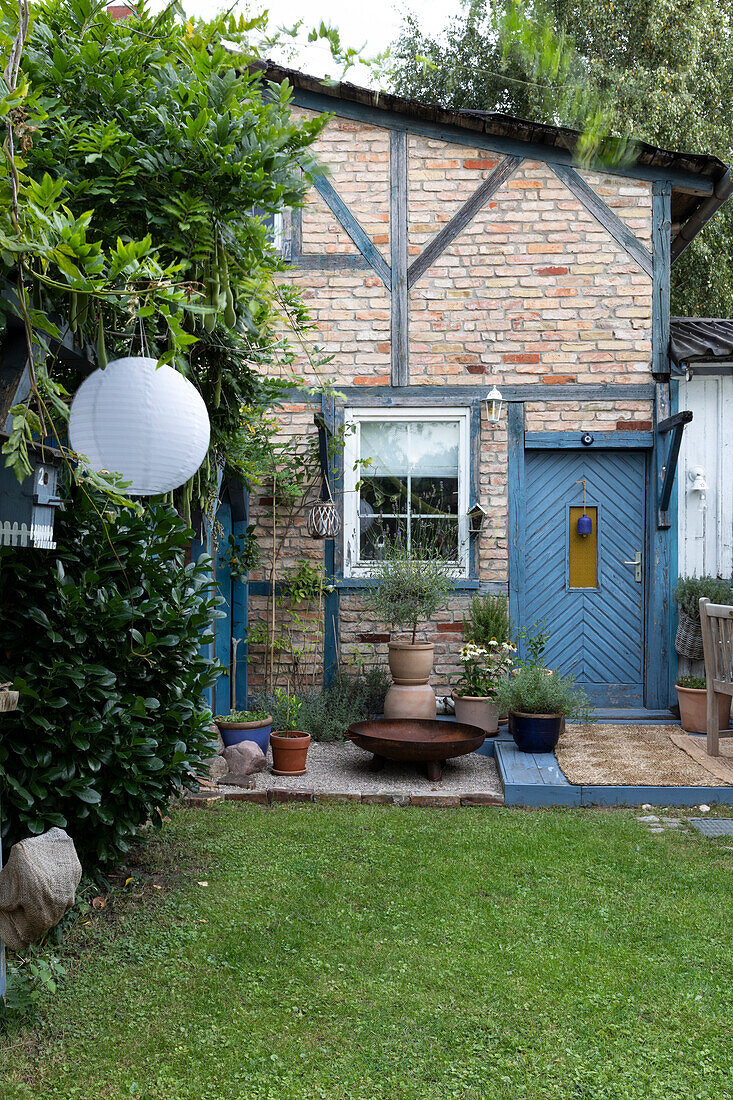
[657,409,693,528]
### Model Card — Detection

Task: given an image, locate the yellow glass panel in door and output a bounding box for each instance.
[569,506,598,588]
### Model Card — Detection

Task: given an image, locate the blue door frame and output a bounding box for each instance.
[508,403,675,709]
[190,478,249,714]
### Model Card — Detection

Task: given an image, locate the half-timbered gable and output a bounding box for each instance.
[246,64,730,711]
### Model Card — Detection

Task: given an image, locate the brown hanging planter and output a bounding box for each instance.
[307,498,340,539]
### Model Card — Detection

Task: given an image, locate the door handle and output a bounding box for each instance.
[623,550,642,583]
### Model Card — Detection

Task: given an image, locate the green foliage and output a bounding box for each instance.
[463,593,514,647]
[674,575,733,620]
[213,709,271,723]
[454,640,516,698]
[220,527,260,582]
[0,946,66,1029]
[676,675,707,690]
[390,0,733,315]
[252,663,390,742]
[0,490,222,866]
[495,663,593,720]
[0,0,333,504]
[367,543,452,644]
[270,688,303,733]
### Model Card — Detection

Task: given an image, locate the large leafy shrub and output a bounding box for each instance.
[0,492,222,867]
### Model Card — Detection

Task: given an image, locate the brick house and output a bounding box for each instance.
[240,64,730,714]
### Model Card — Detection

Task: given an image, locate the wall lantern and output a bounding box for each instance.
[485,386,504,424]
[468,502,488,535]
[69,357,210,495]
[576,479,592,537]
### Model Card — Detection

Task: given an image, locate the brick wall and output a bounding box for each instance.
[255,110,655,690]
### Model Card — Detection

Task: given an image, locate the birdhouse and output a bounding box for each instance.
[0,436,64,550]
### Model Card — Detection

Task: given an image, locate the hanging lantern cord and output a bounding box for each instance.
[317,417,333,504]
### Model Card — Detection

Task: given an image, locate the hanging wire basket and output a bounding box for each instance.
[307,498,340,539]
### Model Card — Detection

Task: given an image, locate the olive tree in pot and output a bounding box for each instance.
[366,544,452,720]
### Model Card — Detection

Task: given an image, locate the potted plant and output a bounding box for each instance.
[495,664,593,753]
[270,688,310,776]
[366,543,452,719]
[462,593,514,723]
[214,709,272,754]
[674,576,733,660]
[452,640,515,735]
[676,674,731,735]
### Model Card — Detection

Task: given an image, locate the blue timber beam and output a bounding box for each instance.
[390,130,409,386]
[289,89,715,197]
[550,163,653,278]
[407,155,524,287]
[311,175,391,289]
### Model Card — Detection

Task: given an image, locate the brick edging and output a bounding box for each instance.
[183,788,503,808]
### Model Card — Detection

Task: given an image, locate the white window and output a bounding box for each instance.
[343,407,471,577]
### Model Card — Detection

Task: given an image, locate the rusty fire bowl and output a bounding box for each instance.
[346,718,485,782]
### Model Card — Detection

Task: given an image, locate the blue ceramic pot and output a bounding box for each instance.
[217,717,272,754]
[509,712,564,753]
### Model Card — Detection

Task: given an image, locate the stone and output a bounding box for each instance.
[268,788,314,803]
[410,794,461,808]
[361,793,410,806]
[218,774,256,789]
[637,815,659,823]
[223,740,266,777]
[210,722,225,755]
[460,793,503,806]
[207,755,229,783]
[223,789,268,804]
[314,792,362,803]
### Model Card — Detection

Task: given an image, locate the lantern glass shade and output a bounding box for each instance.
[485,386,503,424]
[69,357,211,495]
[577,513,593,537]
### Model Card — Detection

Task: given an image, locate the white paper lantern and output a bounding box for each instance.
[69,357,210,495]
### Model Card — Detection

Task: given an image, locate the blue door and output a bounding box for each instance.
[522,449,647,706]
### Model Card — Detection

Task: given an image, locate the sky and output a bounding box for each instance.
[151,0,465,85]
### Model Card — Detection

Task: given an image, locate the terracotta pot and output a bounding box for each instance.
[387,642,434,686]
[270,731,311,776]
[453,694,499,735]
[676,685,731,735]
[216,716,272,754]
[384,683,436,720]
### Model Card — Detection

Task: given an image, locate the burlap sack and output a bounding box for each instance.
[0,828,82,951]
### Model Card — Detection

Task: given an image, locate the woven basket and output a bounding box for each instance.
[307,499,340,540]
[675,608,705,660]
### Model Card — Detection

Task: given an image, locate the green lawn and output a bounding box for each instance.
[2,805,733,1100]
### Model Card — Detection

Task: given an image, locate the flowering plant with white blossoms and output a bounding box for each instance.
[453,639,516,698]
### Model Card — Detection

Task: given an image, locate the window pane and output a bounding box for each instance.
[359,515,407,560]
[360,422,409,475]
[408,421,459,476]
[569,506,598,588]
[360,475,408,515]
[411,476,458,516]
[412,518,459,560]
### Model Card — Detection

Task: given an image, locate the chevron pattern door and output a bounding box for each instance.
[523,449,647,706]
